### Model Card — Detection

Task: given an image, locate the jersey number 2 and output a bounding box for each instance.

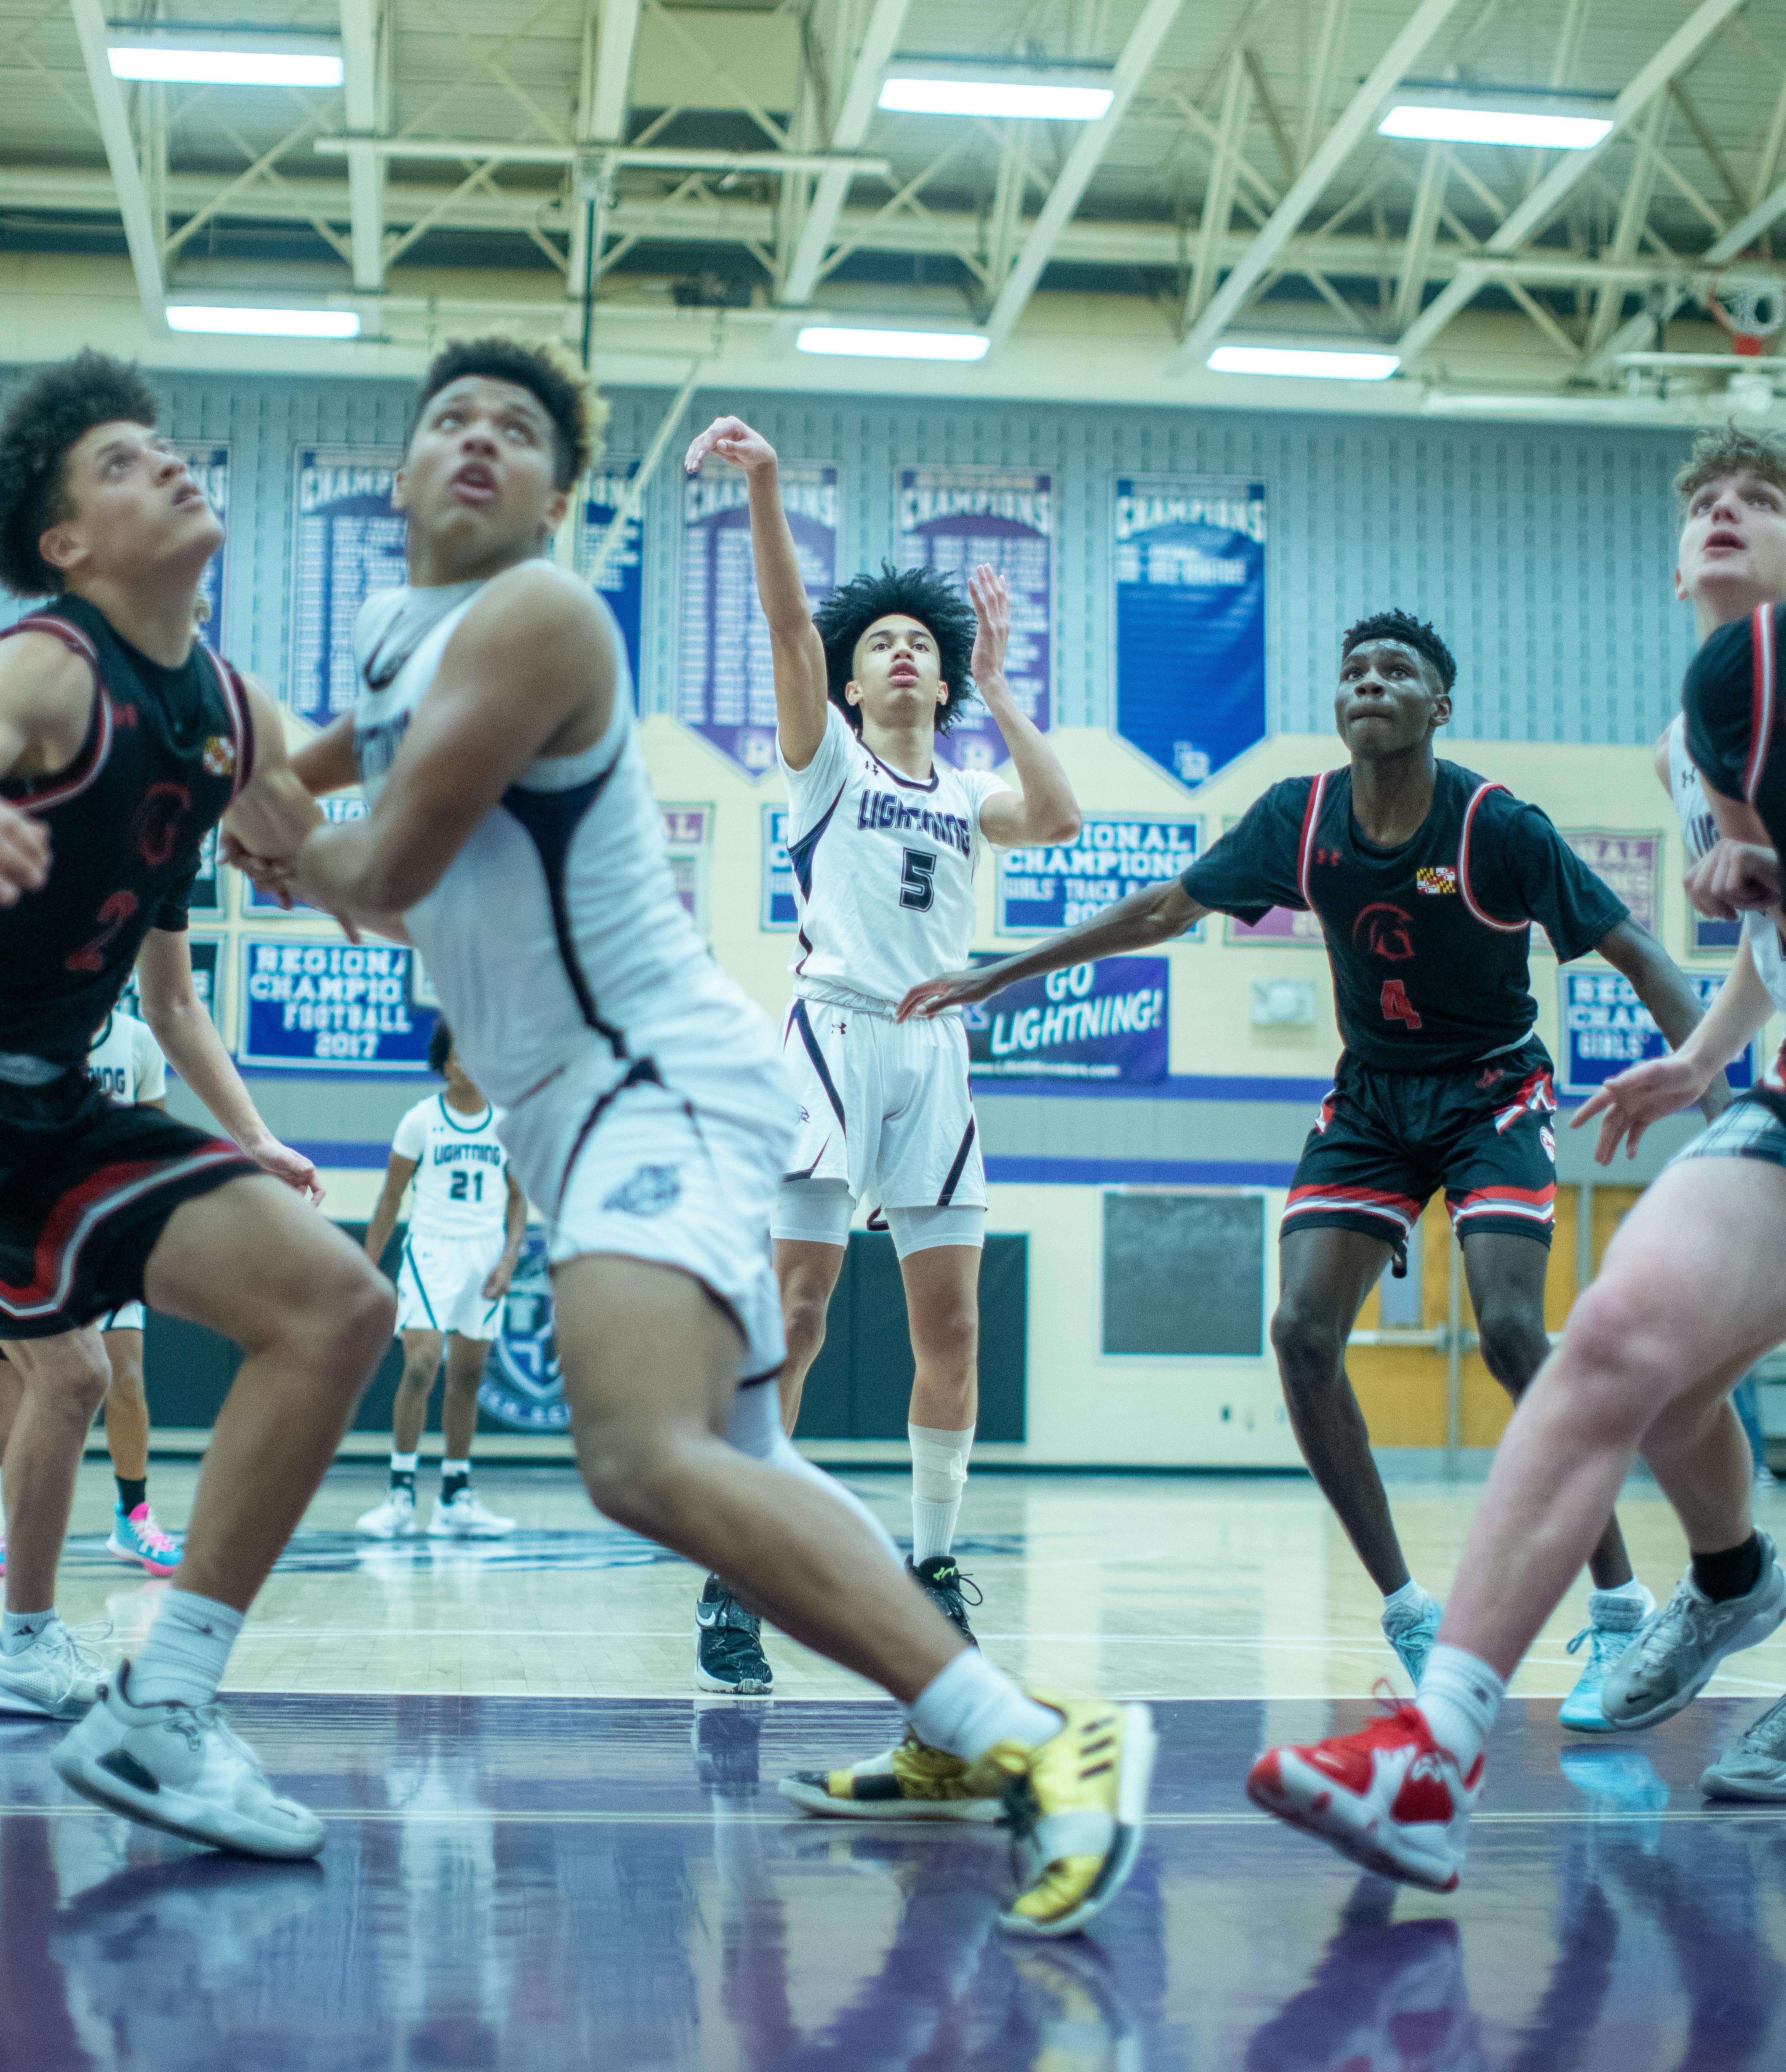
[450,1171,486,1203]
[66,890,140,975]
[900,848,937,913]
[1380,980,1423,1030]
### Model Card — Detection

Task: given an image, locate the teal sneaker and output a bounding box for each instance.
[1380,1589,1442,1688]
[1560,1584,1654,1733]
[105,1502,182,1577]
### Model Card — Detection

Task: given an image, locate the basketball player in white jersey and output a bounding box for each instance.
[356,1018,524,1539]
[86,1002,183,1573]
[230,336,1151,1936]
[680,414,1081,1691]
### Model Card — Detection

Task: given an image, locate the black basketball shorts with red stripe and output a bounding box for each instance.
[1281,1036,1560,1267]
[0,1068,255,1338]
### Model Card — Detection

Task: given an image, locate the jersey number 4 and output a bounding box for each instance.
[1380,980,1423,1030]
[900,848,937,913]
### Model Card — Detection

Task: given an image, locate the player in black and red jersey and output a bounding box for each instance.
[899,607,1716,1705]
[0,352,392,1852]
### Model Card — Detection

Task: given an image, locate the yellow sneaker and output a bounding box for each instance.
[967,1695,1157,1938]
[778,1731,1004,1821]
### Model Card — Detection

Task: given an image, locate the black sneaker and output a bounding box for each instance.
[908,1554,982,1645]
[695,1575,773,1694]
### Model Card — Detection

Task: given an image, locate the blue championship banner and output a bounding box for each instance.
[966,956,1168,1083]
[997,815,1200,935]
[183,444,229,649]
[1560,971,1756,1097]
[679,461,836,777]
[577,461,644,698]
[238,937,439,1071]
[897,466,1052,773]
[243,794,367,915]
[763,807,796,930]
[1113,477,1267,789]
[289,447,407,721]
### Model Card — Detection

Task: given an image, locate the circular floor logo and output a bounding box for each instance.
[478,1229,568,1432]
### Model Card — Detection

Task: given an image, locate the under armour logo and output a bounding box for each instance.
[1315,847,1342,867]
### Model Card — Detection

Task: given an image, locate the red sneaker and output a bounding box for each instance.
[1246,1700,1481,1892]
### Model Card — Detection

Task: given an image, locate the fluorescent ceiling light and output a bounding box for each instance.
[797,326,989,362]
[879,77,1113,121]
[1379,104,1611,149]
[167,306,360,339]
[108,44,344,87]
[1208,344,1398,381]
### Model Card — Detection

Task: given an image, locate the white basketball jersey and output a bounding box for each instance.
[392,1091,508,1240]
[779,706,1008,1014]
[88,1009,166,1106]
[1668,714,1786,1016]
[351,579,770,1123]
[1667,714,1721,867]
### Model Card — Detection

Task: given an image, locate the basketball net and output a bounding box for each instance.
[1709,265,1786,357]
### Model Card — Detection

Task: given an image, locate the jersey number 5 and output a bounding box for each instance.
[1380,979,1423,1030]
[900,848,937,913]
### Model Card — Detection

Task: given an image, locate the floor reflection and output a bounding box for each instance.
[2,1696,1786,2069]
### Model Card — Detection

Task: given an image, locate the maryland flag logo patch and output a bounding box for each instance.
[201,734,237,779]
[1415,866,1457,895]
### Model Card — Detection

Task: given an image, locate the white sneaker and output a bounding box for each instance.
[0,1614,105,1719]
[51,1662,325,1861]
[427,1489,515,1539]
[355,1487,418,1538]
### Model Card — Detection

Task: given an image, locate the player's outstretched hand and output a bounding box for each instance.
[898,967,997,1023]
[684,415,776,477]
[1571,1051,1708,1163]
[0,798,50,906]
[969,564,1011,689]
[1685,838,1781,920]
[219,832,297,909]
[251,1134,325,1205]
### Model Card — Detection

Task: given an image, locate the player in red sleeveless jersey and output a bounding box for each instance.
[900,608,1716,1708]
[1244,427,1786,1889]
[0,352,393,1855]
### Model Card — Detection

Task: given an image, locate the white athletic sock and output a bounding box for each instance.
[2,1608,53,1656]
[1416,1643,1505,1777]
[131,1591,244,1709]
[440,1459,471,1496]
[389,1451,418,1489]
[1380,1578,1431,1623]
[909,1423,974,1565]
[905,1647,1058,1762]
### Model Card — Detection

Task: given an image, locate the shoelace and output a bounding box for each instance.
[1630,1584,1694,1670]
[137,1517,179,1555]
[47,1619,112,1678]
[1731,1692,1786,1755]
[1565,1624,1630,1677]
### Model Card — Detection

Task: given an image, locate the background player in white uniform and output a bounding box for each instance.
[239,335,1150,1938]
[682,415,1082,1689]
[355,1019,525,1540]
[85,1003,183,1574]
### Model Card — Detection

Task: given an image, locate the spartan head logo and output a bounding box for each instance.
[1352,902,1415,962]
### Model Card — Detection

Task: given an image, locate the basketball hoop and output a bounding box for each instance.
[1709,263,1786,358]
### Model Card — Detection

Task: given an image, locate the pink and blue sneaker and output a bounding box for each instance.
[106,1502,182,1577]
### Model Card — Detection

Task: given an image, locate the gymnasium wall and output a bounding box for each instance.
[1,363,1747,1464]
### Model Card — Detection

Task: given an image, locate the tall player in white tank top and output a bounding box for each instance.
[246,339,1149,1935]
[681,414,1083,1673]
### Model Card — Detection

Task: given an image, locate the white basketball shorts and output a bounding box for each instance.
[500,1047,794,1385]
[97,1302,146,1332]
[777,1001,986,1219]
[396,1229,507,1340]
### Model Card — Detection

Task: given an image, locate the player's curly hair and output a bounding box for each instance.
[1674,421,1786,517]
[412,336,607,491]
[1340,608,1457,694]
[427,1020,454,1076]
[812,563,977,736]
[0,350,159,599]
